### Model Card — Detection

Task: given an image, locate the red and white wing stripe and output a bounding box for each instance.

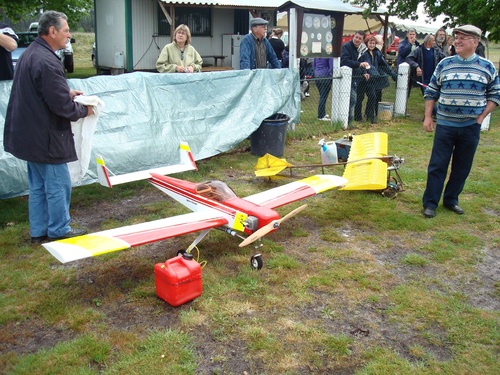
[244,174,347,209]
[43,212,227,264]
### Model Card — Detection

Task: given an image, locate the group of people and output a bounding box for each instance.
[155,18,283,73]
[1,11,499,243]
[133,18,500,226]
[340,30,398,124]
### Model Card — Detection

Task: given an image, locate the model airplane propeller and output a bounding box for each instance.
[238,204,307,247]
[43,143,347,269]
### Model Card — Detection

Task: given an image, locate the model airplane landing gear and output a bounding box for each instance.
[250,254,263,270]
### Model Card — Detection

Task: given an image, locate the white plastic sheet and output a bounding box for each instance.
[69,95,105,182]
[1,69,300,198]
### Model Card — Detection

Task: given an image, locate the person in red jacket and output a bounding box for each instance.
[3,10,94,243]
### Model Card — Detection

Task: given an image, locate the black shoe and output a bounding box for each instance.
[31,235,47,244]
[444,204,464,215]
[48,228,87,241]
[423,207,436,218]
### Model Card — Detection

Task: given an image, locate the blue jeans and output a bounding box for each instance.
[316,77,332,118]
[27,162,72,238]
[422,123,481,209]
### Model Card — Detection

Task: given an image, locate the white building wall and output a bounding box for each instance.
[131,0,157,71]
[95,0,127,70]
[131,3,236,71]
[96,0,244,71]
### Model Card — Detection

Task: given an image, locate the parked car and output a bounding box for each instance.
[11,31,37,70]
[28,22,38,32]
[14,23,75,73]
[59,38,75,73]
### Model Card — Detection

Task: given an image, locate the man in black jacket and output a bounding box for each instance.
[4,10,93,243]
[406,34,446,95]
[341,30,370,124]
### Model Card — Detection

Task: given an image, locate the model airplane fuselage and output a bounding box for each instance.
[149,173,279,235]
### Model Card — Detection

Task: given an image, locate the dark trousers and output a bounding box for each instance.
[316,77,332,118]
[375,89,382,115]
[348,82,358,123]
[354,82,377,121]
[422,123,481,209]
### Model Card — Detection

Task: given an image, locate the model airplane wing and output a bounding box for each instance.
[340,132,388,191]
[97,142,197,188]
[43,212,228,263]
[243,174,347,209]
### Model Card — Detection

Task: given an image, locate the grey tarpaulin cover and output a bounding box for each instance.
[0,69,300,199]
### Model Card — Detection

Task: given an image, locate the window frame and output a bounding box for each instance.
[158,6,212,37]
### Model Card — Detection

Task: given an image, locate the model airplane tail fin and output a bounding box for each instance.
[97,142,197,188]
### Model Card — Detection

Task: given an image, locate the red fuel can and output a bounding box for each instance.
[154,253,202,306]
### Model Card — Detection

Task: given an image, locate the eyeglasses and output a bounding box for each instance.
[177,31,187,35]
[454,36,475,42]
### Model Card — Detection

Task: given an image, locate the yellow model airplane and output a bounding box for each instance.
[254,132,405,198]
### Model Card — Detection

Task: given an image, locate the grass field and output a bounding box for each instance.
[1,33,499,374]
[67,32,96,78]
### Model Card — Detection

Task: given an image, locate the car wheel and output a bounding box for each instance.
[65,54,74,73]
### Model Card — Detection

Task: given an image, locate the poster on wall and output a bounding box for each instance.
[300,13,336,58]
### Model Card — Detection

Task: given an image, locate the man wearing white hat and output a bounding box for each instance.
[421,25,500,218]
[240,17,280,70]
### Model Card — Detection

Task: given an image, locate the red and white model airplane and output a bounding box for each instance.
[43,143,347,269]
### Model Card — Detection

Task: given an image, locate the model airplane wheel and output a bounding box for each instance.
[250,254,263,270]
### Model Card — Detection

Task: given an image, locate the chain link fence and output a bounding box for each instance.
[287,62,413,140]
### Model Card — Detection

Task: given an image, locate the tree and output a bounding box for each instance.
[354,0,500,42]
[0,0,93,29]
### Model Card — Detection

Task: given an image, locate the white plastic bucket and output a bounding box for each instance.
[378,102,394,121]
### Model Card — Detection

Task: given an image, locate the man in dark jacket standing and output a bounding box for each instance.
[4,10,93,243]
[397,28,419,67]
[397,28,420,98]
[406,34,446,95]
[341,30,370,124]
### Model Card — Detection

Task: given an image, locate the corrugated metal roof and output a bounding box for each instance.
[159,0,282,8]
[277,0,387,15]
[160,0,388,14]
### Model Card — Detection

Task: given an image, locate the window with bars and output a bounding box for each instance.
[158,6,212,36]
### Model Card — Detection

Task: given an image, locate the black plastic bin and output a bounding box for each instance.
[250,113,290,157]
